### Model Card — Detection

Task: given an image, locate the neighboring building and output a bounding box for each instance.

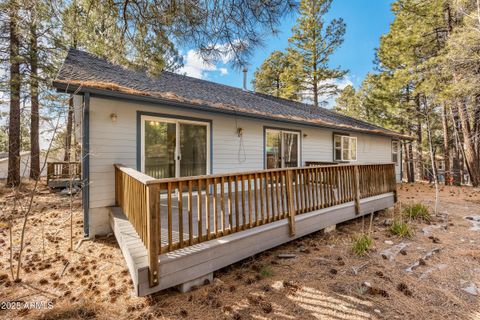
[53,49,407,238]
[0,151,51,179]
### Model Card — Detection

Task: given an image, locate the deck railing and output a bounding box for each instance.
[47,161,81,183]
[115,163,397,287]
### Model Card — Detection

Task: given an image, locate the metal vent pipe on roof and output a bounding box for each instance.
[242,68,247,91]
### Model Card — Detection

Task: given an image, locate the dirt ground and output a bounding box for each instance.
[0,181,479,320]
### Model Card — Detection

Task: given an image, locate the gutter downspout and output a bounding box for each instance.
[82,93,90,237]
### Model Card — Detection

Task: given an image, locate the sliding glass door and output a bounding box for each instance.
[142,116,209,179]
[265,129,300,169]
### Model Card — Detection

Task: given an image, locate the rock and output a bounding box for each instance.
[381,242,409,261]
[296,246,307,253]
[277,253,297,259]
[374,309,381,314]
[461,282,479,296]
[405,248,442,273]
[465,216,480,231]
[383,219,393,226]
[384,240,394,245]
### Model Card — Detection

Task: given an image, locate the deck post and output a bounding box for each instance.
[353,166,361,215]
[286,170,296,236]
[146,183,160,287]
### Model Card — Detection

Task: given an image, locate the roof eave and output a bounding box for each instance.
[52,80,410,140]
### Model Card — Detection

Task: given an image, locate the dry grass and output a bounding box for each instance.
[1,181,479,319]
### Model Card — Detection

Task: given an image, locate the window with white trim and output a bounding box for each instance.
[392,140,400,166]
[334,135,357,161]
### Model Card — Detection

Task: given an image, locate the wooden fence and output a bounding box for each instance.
[47,161,81,183]
[115,163,396,287]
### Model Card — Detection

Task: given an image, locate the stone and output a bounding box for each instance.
[374,309,381,314]
[176,273,213,293]
[384,240,394,245]
[381,242,409,261]
[323,225,336,233]
[383,219,393,226]
[461,282,479,296]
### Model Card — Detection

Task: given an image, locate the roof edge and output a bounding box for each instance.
[52,80,414,140]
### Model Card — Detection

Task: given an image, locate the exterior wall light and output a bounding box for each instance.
[110,113,118,122]
[237,127,244,137]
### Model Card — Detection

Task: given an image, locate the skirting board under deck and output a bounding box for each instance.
[110,192,395,296]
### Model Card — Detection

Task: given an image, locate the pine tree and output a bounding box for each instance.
[289,0,347,107]
[7,0,21,187]
[252,50,302,100]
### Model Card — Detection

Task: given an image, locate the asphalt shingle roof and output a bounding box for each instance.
[53,49,406,139]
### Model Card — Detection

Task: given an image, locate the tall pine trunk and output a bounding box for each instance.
[456,101,480,186]
[415,94,424,180]
[442,105,451,185]
[7,0,21,187]
[29,11,40,180]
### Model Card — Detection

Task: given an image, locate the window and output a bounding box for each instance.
[392,140,399,165]
[265,129,300,169]
[334,135,357,161]
[141,115,210,179]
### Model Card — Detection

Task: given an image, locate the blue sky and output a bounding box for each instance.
[178,0,394,103]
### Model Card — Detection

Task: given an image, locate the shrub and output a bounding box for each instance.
[352,234,372,256]
[259,265,274,278]
[390,220,413,238]
[403,203,430,221]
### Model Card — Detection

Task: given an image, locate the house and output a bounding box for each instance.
[53,49,406,295]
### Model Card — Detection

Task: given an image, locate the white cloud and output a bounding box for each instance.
[319,76,354,109]
[178,49,217,79]
[219,68,228,75]
[178,44,239,79]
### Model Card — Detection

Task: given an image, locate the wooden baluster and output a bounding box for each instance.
[275,172,281,219]
[294,171,300,214]
[286,170,295,236]
[228,176,233,232]
[259,173,265,224]
[167,182,173,252]
[353,166,361,215]
[280,171,286,218]
[269,172,276,220]
[188,180,193,246]
[197,179,203,243]
[205,178,211,240]
[220,176,225,234]
[248,174,253,228]
[265,172,271,222]
[178,181,184,248]
[234,175,240,231]
[213,177,218,238]
[241,175,246,229]
[302,169,307,213]
[254,173,259,226]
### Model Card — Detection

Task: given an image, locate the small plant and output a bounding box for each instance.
[390,220,413,238]
[403,203,430,221]
[259,265,274,278]
[352,234,372,256]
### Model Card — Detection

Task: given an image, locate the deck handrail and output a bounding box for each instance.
[114,163,397,287]
[47,161,81,182]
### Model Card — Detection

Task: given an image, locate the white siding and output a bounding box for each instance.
[87,96,399,210]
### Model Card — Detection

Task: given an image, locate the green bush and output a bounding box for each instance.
[390,220,413,238]
[352,234,373,256]
[403,203,430,221]
[260,265,274,278]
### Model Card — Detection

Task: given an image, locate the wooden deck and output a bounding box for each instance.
[47,161,81,188]
[112,163,397,296]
